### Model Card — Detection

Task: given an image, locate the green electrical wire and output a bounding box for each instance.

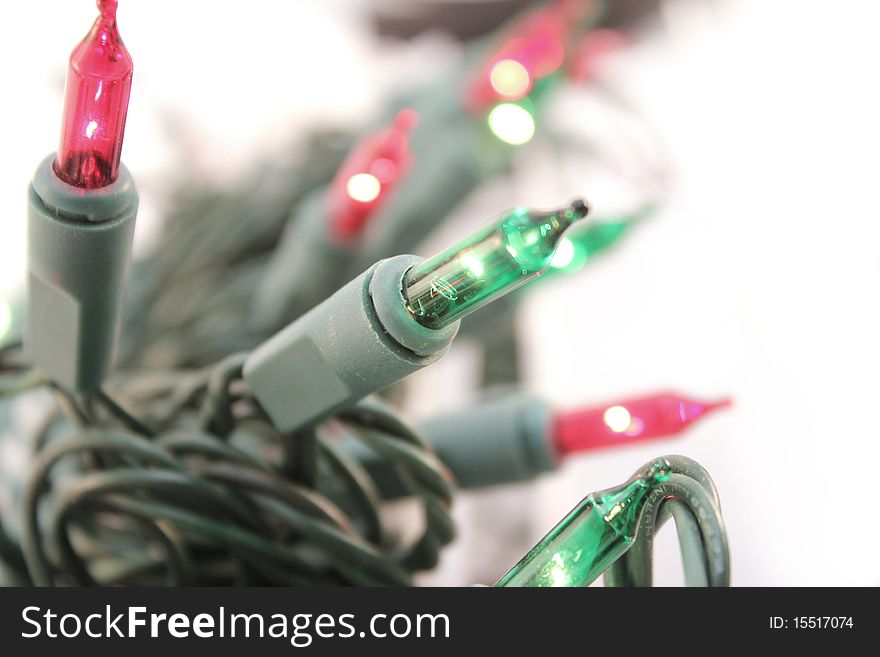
[1,342,456,587]
[1,325,728,589]
[603,456,730,587]
[495,456,729,587]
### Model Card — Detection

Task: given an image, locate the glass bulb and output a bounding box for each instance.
[546,206,658,276]
[54,0,133,189]
[495,458,672,587]
[554,392,732,455]
[403,199,588,329]
[465,3,580,112]
[329,109,418,241]
[569,218,631,261]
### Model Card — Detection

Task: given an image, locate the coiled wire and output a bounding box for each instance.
[604,455,730,587]
[2,347,729,587]
[1,344,455,586]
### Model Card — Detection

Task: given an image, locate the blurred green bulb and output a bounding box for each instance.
[550,219,631,272]
[487,102,536,145]
[546,205,660,276]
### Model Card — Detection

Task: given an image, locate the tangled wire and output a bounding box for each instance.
[1,342,730,586]
[1,345,454,586]
[0,1,725,587]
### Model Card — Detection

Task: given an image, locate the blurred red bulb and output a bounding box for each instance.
[466,5,570,113]
[328,109,418,242]
[553,392,732,455]
[54,0,133,189]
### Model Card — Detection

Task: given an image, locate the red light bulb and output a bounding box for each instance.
[327,109,418,242]
[54,0,133,189]
[465,1,599,113]
[553,392,732,456]
[466,8,564,113]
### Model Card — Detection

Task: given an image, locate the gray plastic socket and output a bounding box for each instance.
[244,254,460,432]
[25,154,138,392]
[348,392,559,499]
[251,188,355,329]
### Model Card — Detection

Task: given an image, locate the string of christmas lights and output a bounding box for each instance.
[0,0,730,590]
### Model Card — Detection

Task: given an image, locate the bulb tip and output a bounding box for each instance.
[568,198,590,220]
[705,397,734,414]
[683,396,733,421]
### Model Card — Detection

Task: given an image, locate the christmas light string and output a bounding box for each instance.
[0,0,730,588]
[351,391,731,499]
[3,196,587,585]
[116,0,656,371]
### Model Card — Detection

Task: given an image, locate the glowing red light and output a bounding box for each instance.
[465,4,572,113]
[328,109,418,242]
[553,392,732,455]
[54,0,133,189]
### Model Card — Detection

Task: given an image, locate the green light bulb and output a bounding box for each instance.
[495,458,672,587]
[403,199,589,329]
[573,219,631,259]
[550,205,661,275]
[547,219,630,274]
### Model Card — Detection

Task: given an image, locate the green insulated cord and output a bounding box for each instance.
[2,329,729,587]
[2,338,454,586]
[495,456,730,587]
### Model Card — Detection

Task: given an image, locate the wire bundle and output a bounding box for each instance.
[0,1,729,588]
[1,347,453,586]
[2,344,731,586]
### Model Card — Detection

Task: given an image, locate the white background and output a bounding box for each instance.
[1,0,878,585]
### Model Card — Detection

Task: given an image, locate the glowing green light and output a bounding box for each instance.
[460,254,485,277]
[547,208,658,275]
[554,219,631,272]
[404,200,589,329]
[573,219,632,260]
[0,297,12,340]
[550,237,575,269]
[487,103,535,145]
[495,459,672,587]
